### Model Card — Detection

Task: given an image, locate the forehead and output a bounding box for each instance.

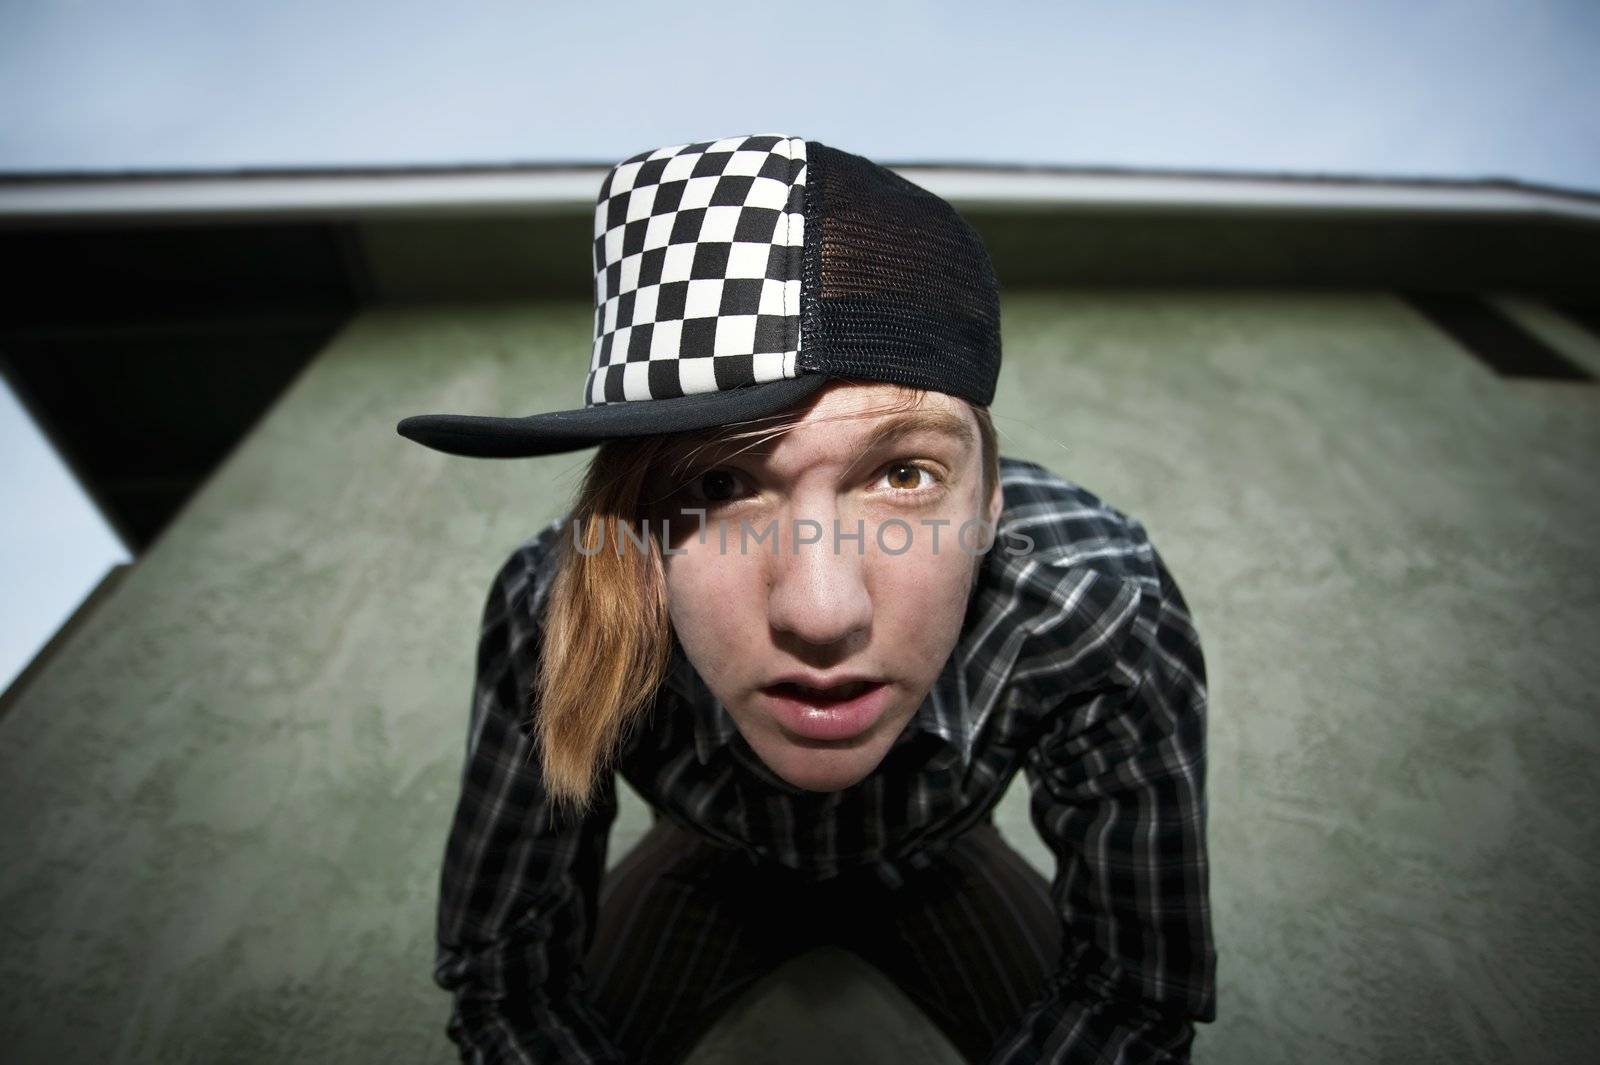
[726,383,972,463]
[746,382,975,453]
[646,382,979,488]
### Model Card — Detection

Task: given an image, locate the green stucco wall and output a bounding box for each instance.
[2,290,1597,1063]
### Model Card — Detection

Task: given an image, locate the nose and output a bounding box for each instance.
[765,505,873,651]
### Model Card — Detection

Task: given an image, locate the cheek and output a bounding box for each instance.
[665,549,758,668]
[872,536,976,646]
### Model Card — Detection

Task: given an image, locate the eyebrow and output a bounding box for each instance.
[649,406,977,493]
[855,408,977,456]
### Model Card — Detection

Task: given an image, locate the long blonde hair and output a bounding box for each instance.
[534,383,999,815]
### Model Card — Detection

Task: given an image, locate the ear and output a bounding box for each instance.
[986,477,1003,529]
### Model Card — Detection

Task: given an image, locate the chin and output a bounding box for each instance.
[757,740,889,793]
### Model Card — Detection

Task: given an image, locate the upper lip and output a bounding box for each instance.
[763,672,885,694]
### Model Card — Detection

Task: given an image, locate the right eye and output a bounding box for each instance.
[681,467,752,506]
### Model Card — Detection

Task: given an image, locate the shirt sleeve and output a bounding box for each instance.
[432,536,627,1065]
[988,546,1218,1065]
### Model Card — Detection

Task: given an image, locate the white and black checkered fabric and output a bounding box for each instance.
[586,133,807,406]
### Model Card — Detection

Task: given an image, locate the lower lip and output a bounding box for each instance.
[760,683,892,742]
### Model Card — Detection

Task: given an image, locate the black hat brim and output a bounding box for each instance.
[396,373,835,458]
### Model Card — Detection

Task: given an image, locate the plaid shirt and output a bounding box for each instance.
[433,454,1218,1063]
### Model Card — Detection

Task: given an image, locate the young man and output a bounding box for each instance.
[397,133,1217,1064]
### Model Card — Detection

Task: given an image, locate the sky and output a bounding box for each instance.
[1,0,1598,696]
[1,0,1598,192]
[0,378,129,696]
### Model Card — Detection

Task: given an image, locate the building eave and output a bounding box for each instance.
[3,162,1597,226]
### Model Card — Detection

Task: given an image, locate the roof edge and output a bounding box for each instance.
[2,160,1597,225]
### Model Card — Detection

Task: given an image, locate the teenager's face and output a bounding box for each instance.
[652,382,1003,792]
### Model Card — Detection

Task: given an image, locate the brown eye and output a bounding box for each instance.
[884,463,926,491]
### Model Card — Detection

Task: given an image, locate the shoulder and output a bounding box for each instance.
[472,517,575,740]
[480,515,572,636]
[984,455,1199,698]
[995,455,1159,586]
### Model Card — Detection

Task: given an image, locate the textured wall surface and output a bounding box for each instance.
[1,290,1596,1063]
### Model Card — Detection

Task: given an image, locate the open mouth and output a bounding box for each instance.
[760,680,892,742]
[766,681,879,705]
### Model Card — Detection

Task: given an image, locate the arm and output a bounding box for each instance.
[432,538,627,1065]
[987,550,1218,1065]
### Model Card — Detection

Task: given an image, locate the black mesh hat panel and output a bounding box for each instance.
[798,142,1002,407]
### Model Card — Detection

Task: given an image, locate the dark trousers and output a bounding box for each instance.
[584,814,1062,1065]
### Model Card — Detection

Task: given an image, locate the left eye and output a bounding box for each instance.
[876,463,934,492]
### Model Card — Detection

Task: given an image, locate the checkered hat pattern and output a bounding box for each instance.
[586,134,807,407]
